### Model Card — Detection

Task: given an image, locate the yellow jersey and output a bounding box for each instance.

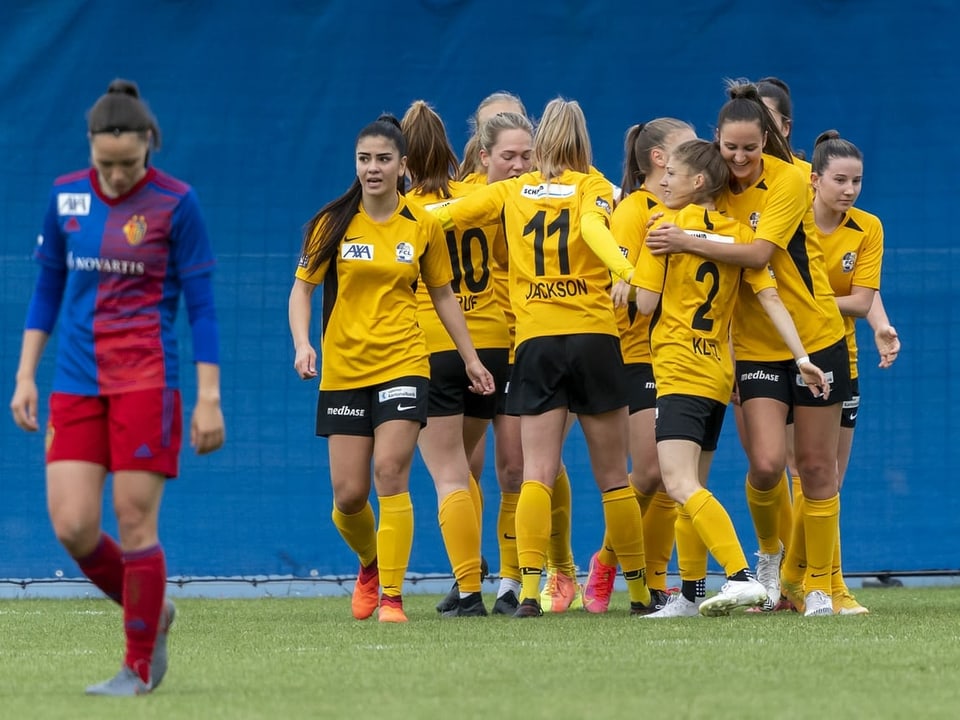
[407,182,509,352]
[634,205,774,403]
[295,195,453,390]
[722,154,845,361]
[819,206,884,378]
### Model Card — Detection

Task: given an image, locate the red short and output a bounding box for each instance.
[46,389,182,478]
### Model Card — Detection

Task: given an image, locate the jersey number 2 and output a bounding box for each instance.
[692,261,719,331]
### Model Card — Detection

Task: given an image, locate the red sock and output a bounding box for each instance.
[380,593,402,609]
[75,533,124,604]
[123,545,166,684]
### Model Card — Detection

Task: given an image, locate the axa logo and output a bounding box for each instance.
[57,193,91,216]
[341,243,373,260]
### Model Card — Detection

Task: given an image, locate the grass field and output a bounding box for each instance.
[2,587,960,719]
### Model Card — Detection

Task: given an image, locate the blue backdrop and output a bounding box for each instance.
[1,0,957,580]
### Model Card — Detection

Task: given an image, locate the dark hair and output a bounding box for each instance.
[621,118,693,195]
[716,80,793,163]
[401,100,458,198]
[87,79,161,151]
[299,114,406,275]
[670,139,729,202]
[756,77,793,125]
[811,129,863,175]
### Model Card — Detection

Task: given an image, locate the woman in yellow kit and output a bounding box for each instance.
[582,117,696,613]
[288,115,494,623]
[432,97,659,617]
[647,82,850,616]
[400,100,511,617]
[779,130,900,614]
[613,139,828,616]
[458,95,586,615]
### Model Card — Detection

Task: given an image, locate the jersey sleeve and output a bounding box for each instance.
[170,188,217,279]
[754,162,809,250]
[419,214,455,287]
[439,181,508,231]
[610,195,645,264]
[34,188,67,270]
[631,242,666,294]
[852,215,884,290]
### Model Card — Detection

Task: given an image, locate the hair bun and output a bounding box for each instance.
[106,79,141,99]
[814,129,841,147]
[376,113,402,131]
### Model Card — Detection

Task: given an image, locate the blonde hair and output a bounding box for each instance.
[534,98,591,181]
[477,111,534,153]
[458,91,527,179]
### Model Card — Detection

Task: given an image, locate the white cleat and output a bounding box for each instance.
[699,578,767,617]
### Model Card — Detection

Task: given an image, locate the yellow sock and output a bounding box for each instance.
[831,533,847,596]
[634,484,655,514]
[468,472,484,528]
[548,466,576,577]
[377,493,413,599]
[745,477,782,554]
[332,502,378,568]
[776,471,793,555]
[438,489,482,593]
[675,506,708,582]
[803,494,840,594]
[641,491,677,591]
[603,486,649,606]
[781,491,806,586]
[516,480,552,601]
[792,474,803,504]
[684,488,748,577]
[496,491,521,582]
[596,531,617,567]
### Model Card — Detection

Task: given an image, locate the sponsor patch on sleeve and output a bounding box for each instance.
[595,196,612,214]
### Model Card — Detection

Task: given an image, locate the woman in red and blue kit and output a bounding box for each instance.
[9,79,225,697]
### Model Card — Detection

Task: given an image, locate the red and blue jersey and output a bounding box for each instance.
[33,167,216,395]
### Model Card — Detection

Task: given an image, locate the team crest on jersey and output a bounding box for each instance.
[521,183,576,199]
[341,243,374,260]
[841,251,857,272]
[395,242,414,264]
[123,215,147,246]
[749,212,760,230]
[57,193,90,216]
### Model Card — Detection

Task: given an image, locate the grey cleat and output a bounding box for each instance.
[151,600,176,689]
[85,665,151,696]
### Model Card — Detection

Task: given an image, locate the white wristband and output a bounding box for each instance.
[795,355,810,368]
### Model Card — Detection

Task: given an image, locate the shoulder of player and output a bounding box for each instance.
[842,206,882,234]
[53,168,93,187]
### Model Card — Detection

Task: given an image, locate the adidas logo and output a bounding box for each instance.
[134,444,153,459]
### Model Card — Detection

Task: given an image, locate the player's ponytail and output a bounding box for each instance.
[811,130,862,175]
[87,78,161,152]
[717,79,792,163]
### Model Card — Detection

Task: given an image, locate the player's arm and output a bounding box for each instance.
[754,286,829,399]
[183,271,225,454]
[836,285,875,318]
[867,291,899,368]
[431,181,506,232]
[289,277,319,380]
[646,223,776,269]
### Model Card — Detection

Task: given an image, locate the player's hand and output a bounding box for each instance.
[874,324,900,368]
[730,382,741,406]
[646,223,690,255]
[610,279,632,308]
[465,359,495,396]
[10,377,39,432]
[191,397,225,454]
[294,343,318,379]
[645,211,665,230]
[798,360,830,401]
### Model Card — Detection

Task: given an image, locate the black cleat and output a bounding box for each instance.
[630,588,670,616]
[513,598,543,618]
[436,581,460,613]
[442,591,488,618]
[491,590,520,615]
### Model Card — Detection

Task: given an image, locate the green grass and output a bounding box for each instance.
[2,588,960,719]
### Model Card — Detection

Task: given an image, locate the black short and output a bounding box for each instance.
[315,376,429,437]
[792,338,851,408]
[625,362,656,414]
[498,364,516,417]
[655,394,727,451]
[736,359,793,406]
[841,377,860,429]
[428,348,509,419]
[506,333,627,416]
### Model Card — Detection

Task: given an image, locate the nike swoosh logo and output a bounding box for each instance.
[345,236,363,241]
[653,571,668,576]
[397,403,416,411]
[849,412,858,420]
[503,533,516,540]
[810,572,828,578]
